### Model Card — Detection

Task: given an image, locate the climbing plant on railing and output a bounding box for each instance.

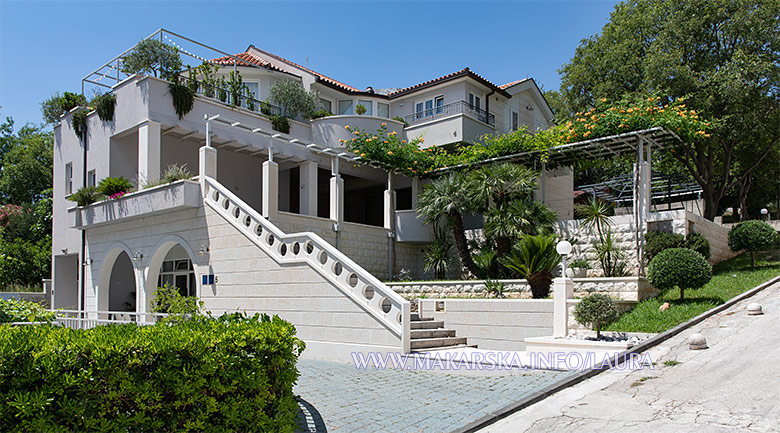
[346,94,714,177]
[92,93,116,122]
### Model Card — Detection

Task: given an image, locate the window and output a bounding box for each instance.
[435,96,444,114]
[358,100,373,116]
[65,163,73,195]
[87,170,96,187]
[377,102,389,118]
[415,96,444,119]
[338,100,353,115]
[319,98,333,113]
[244,82,259,100]
[157,247,196,297]
[469,93,481,111]
[511,111,519,131]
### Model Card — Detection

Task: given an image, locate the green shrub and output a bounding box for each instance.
[68,185,104,206]
[645,231,684,262]
[355,104,367,115]
[121,38,183,82]
[648,248,712,300]
[271,115,291,134]
[312,109,333,119]
[645,231,711,262]
[92,93,116,122]
[392,116,409,127]
[269,79,317,119]
[97,176,134,197]
[0,313,304,432]
[484,278,506,299]
[150,283,203,317]
[573,294,619,338]
[728,220,780,269]
[0,298,55,323]
[685,232,711,260]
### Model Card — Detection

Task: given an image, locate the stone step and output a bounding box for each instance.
[410,337,468,350]
[410,313,434,322]
[412,344,479,353]
[410,329,456,339]
[410,320,445,330]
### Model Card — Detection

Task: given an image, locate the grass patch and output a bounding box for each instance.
[606,250,780,333]
[662,360,681,367]
[631,376,657,387]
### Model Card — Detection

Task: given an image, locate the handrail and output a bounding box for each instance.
[404,100,496,127]
[176,74,284,117]
[53,310,175,329]
[202,176,411,352]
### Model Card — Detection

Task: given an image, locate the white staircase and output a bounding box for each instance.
[201,176,411,353]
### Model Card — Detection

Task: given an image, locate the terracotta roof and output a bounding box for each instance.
[247,46,362,93]
[211,51,272,68]
[387,68,511,98]
[499,78,531,89]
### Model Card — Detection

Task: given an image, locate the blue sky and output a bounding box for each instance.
[0,0,619,128]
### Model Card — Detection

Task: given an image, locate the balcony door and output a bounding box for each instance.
[415,96,444,120]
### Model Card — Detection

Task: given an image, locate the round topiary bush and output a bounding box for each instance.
[648,248,712,300]
[728,220,780,269]
[573,293,620,339]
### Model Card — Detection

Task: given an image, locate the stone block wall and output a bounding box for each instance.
[388,277,657,301]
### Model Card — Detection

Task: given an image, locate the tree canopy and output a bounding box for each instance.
[557,0,780,220]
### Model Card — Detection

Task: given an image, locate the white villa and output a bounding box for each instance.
[51,31,731,360]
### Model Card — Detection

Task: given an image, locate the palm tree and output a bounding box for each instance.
[469,163,538,209]
[417,173,482,277]
[423,224,455,279]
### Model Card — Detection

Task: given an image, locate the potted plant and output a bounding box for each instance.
[567,258,590,278]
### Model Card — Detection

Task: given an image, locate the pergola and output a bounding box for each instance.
[441,127,687,275]
[578,172,702,212]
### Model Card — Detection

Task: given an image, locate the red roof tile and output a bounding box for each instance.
[387,68,510,98]
[500,78,531,89]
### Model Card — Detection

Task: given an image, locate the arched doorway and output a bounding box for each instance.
[96,245,138,317]
[144,236,200,317]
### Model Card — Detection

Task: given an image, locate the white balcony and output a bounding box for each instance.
[311,115,404,148]
[69,180,201,229]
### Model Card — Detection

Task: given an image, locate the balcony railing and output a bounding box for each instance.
[404,100,495,127]
[177,74,283,117]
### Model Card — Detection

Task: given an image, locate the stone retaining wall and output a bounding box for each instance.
[388,277,657,301]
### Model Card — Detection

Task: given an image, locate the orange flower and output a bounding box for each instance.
[388,151,393,155]
[345,125,350,129]
[381,122,387,127]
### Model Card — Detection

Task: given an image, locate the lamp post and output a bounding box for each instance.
[761,208,769,221]
[556,240,572,278]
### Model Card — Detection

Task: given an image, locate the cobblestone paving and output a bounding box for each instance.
[294,358,574,432]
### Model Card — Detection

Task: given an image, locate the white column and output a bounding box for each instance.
[300,160,318,216]
[553,277,574,338]
[262,160,279,220]
[411,177,420,209]
[198,146,217,194]
[138,121,161,186]
[329,157,343,225]
[384,172,395,230]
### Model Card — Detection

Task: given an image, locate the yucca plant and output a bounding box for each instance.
[501,234,561,299]
[423,225,455,279]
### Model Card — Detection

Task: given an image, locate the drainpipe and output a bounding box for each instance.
[485,89,495,126]
[79,128,87,318]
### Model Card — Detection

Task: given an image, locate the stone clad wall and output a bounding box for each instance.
[388,277,656,301]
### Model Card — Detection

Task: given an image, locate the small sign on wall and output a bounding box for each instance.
[201,274,217,285]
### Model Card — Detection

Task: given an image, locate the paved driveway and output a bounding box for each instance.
[294,357,573,432]
[480,281,780,432]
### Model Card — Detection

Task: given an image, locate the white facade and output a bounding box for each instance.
[51,43,557,360]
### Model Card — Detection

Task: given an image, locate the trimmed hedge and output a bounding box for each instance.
[0,313,304,432]
[645,231,710,262]
[648,247,712,300]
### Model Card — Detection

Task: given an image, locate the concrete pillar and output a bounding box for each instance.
[198,146,217,194]
[262,160,279,220]
[329,160,343,225]
[300,160,318,216]
[411,177,420,209]
[553,277,574,338]
[384,172,395,230]
[138,121,161,185]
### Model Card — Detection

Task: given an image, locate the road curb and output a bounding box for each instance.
[451,274,780,433]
